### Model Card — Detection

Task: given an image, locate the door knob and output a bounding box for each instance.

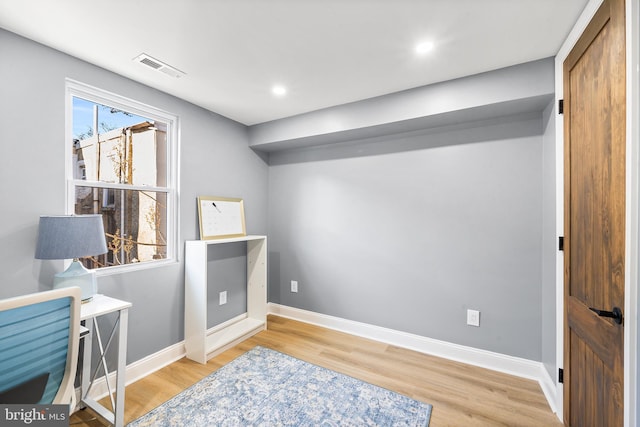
[589,306,623,325]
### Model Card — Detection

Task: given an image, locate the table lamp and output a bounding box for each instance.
[35,214,108,302]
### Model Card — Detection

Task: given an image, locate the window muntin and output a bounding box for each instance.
[67,81,178,271]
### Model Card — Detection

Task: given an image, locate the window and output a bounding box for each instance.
[66,80,179,271]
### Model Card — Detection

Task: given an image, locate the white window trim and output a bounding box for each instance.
[65,79,180,275]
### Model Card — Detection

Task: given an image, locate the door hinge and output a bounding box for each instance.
[559,368,564,383]
[558,99,564,114]
[559,236,564,251]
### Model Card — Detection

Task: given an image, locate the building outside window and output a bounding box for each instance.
[67,80,179,271]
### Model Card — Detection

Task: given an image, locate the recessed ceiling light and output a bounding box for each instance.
[415,41,435,55]
[272,85,287,97]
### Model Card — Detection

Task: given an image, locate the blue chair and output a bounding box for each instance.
[0,287,81,407]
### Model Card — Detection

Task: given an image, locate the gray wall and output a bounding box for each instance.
[0,29,268,363]
[267,113,544,360]
[206,242,248,327]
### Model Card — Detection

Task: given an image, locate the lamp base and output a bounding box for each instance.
[53,260,97,302]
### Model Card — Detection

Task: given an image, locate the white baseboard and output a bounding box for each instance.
[268,302,558,414]
[538,364,558,415]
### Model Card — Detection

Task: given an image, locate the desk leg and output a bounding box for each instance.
[80,309,129,427]
[114,308,128,427]
[81,320,93,407]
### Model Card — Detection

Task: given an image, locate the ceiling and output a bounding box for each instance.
[0,0,588,126]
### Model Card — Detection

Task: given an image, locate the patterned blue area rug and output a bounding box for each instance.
[128,346,432,426]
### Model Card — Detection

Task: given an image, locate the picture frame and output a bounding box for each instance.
[197,196,246,240]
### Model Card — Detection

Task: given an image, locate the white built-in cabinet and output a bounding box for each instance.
[184,235,267,364]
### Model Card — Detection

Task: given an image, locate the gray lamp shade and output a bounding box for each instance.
[35,215,108,260]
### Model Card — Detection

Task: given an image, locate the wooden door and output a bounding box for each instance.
[563,0,626,425]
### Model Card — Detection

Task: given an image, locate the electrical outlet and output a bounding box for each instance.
[219,291,227,305]
[467,309,480,327]
[291,280,298,293]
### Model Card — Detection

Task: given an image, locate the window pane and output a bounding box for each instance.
[72,97,168,187]
[75,186,168,268]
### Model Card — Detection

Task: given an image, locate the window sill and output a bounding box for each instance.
[94,258,179,276]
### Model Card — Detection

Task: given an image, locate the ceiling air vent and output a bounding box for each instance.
[133,53,186,79]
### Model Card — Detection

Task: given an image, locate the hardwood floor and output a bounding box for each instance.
[70,315,561,426]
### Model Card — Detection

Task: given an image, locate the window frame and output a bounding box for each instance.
[65,79,180,274]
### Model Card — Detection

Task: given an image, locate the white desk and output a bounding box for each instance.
[80,295,131,427]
